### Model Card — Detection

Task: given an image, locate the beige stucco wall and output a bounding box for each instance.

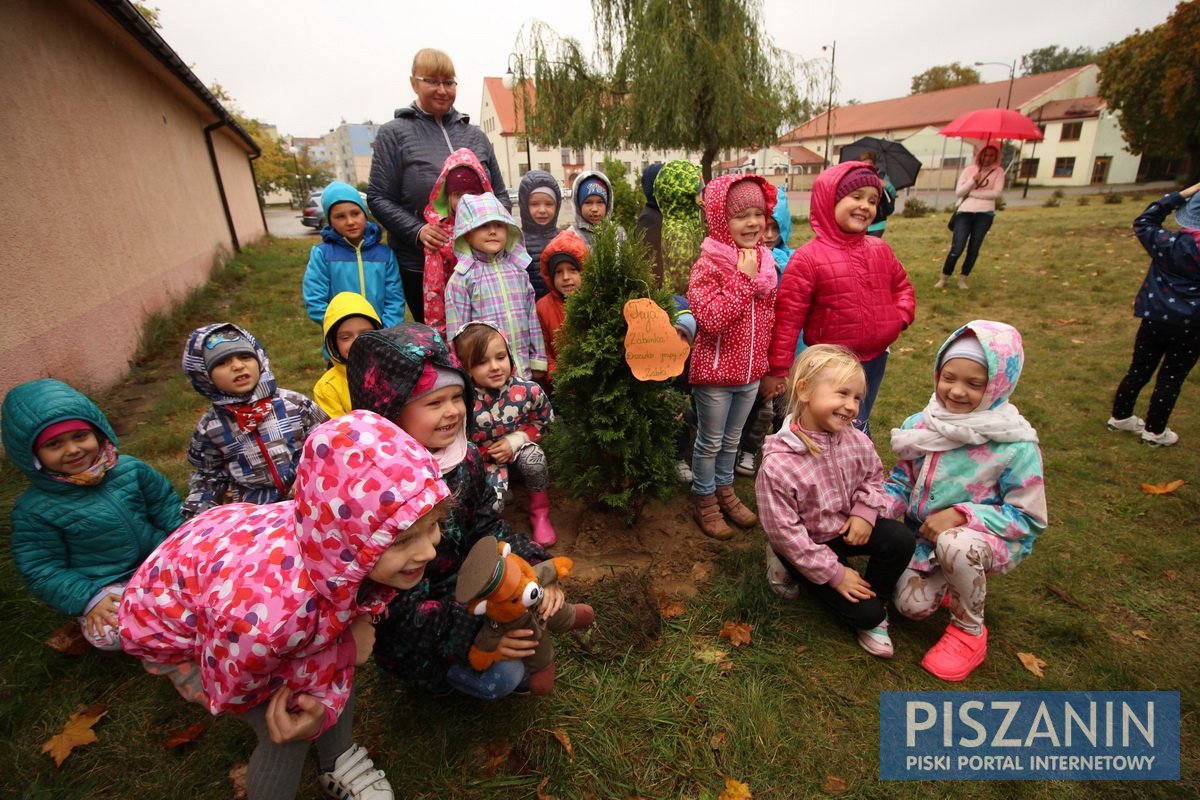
[0,0,264,399]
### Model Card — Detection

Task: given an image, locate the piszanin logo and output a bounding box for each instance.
[880,691,1179,780]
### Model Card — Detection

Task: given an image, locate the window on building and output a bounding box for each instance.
[1060,122,1082,141]
[574,149,584,164]
[1018,159,1039,178]
[560,147,571,162]
[538,162,551,172]
[519,165,530,177]
[1053,157,1075,177]
[942,157,966,168]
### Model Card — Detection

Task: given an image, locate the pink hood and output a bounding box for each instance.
[120,410,449,726]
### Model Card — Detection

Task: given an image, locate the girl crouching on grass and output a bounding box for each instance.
[756,345,915,658]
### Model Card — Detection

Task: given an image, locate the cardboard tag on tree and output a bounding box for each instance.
[623,298,690,381]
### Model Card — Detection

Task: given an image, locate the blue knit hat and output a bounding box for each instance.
[578,177,609,206]
[321,181,366,217]
[1176,193,1200,229]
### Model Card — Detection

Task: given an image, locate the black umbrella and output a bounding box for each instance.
[838,137,922,191]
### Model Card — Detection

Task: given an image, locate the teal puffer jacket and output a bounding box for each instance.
[2,379,183,616]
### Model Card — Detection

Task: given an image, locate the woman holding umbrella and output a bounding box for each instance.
[937,143,1004,290]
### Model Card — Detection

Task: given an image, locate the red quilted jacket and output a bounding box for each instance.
[687,175,778,386]
[767,161,915,375]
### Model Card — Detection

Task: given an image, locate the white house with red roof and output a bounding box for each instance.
[781,66,1141,188]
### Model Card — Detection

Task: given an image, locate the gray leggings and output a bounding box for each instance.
[512,443,549,493]
[239,688,355,800]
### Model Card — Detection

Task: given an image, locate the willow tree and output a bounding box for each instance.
[515,0,815,181]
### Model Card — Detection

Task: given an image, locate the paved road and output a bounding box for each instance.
[265,207,320,238]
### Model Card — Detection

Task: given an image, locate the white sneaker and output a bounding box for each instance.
[1141,428,1179,447]
[318,744,393,800]
[765,548,800,600]
[1107,415,1145,434]
[734,450,757,476]
[934,276,948,288]
[674,460,694,483]
[957,276,970,290]
[856,614,894,659]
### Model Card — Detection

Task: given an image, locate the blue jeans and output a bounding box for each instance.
[445,659,526,700]
[943,212,994,276]
[854,351,889,438]
[691,382,760,495]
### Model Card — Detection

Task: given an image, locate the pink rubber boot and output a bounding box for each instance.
[528,490,557,547]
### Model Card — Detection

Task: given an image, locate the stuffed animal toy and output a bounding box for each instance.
[456,535,594,694]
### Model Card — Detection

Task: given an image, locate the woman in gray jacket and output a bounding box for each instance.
[368,48,509,322]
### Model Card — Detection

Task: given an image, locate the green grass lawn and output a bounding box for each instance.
[2,197,1197,799]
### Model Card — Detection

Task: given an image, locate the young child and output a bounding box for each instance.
[755,346,915,658]
[518,169,563,299]
[346,323,556,698]
[2,379,183,651]
[303,182,405,350]
[121,410,446,800]
[1108,181,1200,447]
[570,170,624,248]
[763,161,916,437]
[686,175,777,540]
[444,192,547,381]
[886,321,1047,682]
[422,149,494,335]
[454,321,556,545]
[182,323,328,519]
[313,292,383,418]
[766,185,794,273]
[634,162,665,284]
[655,160,705,293]
[536,228,588,381]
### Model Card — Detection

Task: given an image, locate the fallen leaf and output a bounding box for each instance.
[694,645,729,664]
[537,776,558,800]
[163,722,205,750]
[719,621,753,647]
[897,347,914,353]
[41,704,107,766]
[710,731,727,750]
[44,623,88,656]
[1070,339,1085,344]
[550,728,574,760]
[1131,630,1152,641]
[1165,570,1179,582]
[229,763,248,800]
[660,599,685,619]
[1054,318,1081,324]
[1017,652,1047,678]
[719,778,753,800]
[1045,582,1087,610]
[719,660,734,672]
[690,562,714,584]
[795,645,809,655]
[823,774,848,793]
[482,740,511,777]
[1140,479,1186,495]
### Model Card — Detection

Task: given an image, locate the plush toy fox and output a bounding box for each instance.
[456,535,594,695]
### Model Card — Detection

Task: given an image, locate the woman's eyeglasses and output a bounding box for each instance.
[414,76,457,89]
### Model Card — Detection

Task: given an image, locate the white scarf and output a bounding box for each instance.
[891,393,1038,460]
[431,426,469,475]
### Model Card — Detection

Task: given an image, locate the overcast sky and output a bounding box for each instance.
[147,0,1179,138]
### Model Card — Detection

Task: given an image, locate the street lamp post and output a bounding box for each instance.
[821,41,836,168]
[974,60,1016,109]
[289,145,302,207]
[504,53,534,175]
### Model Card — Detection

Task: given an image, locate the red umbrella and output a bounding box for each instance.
[939,108,1044,141]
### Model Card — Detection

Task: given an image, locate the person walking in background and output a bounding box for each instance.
[368,48,508,323]
[1108,181,1200,447]
[938,143,1004,290]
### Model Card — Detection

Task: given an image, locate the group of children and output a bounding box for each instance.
[14,142,1200,798]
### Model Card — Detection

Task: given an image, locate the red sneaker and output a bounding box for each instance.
[921,624,987,682]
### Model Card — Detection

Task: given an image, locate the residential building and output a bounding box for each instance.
[322,122,378,186]
[479,77,700,193]
[0,0,264,398]
[290,135,331,165]
[780,66,1141,189]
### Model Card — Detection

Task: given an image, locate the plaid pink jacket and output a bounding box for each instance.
[754,418,890,587]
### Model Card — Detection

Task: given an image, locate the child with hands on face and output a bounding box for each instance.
[121,410,447,800]
[886,321,1047,682]
[755,346,915,658]
[2,379,184,651]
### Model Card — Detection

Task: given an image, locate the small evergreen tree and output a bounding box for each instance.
[545,222,684,523]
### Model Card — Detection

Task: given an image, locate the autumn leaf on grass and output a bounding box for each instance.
[1017,652,1047,678]
[229,763,248,800]
[41,704,107,766]
[1131,630,1152,641]
[660,599,685,619]
[694,645,729,664]
[537,776,559,800]
[1140,479,1186,495]
[719,621,753,647]
[45,622,88,656]
[823,774,848,794]
[709,731,727,750]
[163,722,205,749]
[481,739,511,777]
[719,778,753,800]
[549,728,574,760]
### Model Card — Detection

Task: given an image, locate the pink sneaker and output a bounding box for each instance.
[856,614,894,658]
[921,624,987,682]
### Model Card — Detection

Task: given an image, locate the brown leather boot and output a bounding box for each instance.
[692,493,734,540]
[715,484,758,528]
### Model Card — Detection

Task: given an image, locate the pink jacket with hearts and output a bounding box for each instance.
[119,411,449,731]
